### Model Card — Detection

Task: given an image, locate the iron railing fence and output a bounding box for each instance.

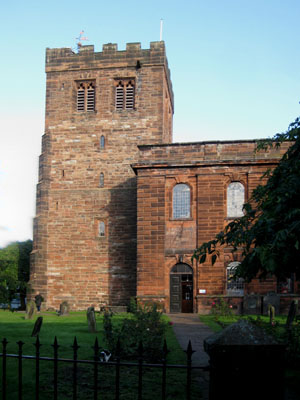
[1,336,208,400]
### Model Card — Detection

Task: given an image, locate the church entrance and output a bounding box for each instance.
[170,263,193,313]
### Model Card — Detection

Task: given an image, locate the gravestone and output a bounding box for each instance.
[25,300,37,320]
[263,292,280,315]
[286,300,298,330]
[58,301,70,316]
[243,294,261,315]
[31,317,43,337]
[204,320,285,400]
[268,305,275,326]
[87,306,97,333]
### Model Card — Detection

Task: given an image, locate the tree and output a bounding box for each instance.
[0,240,32,304]
[192,117,300,282]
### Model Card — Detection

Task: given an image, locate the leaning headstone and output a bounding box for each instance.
[263,292,280,315]
[268,304,275,326]
[243,294,261,315]
[25,300,37,320]
[87,306,97,333]
[31,317,43,337]
[286,300,298,330]
[58,301,70,316]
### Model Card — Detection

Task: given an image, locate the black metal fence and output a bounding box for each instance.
[1,337,208,400]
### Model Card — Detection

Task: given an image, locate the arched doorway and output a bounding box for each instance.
[170,263,193,313]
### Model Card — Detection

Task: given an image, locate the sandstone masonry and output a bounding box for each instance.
[29,41,173,310]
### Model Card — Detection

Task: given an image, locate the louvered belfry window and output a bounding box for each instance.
[76,81,95,112]
[115,79,135,110]
[115,82,124,110]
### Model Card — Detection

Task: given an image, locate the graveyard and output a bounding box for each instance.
[1,302,300,399]
[0,307,199,400]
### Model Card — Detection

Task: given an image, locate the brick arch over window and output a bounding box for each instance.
[227,182,245,218]
[173,183,191,219]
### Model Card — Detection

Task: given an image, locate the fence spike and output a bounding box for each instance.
[72,336,80,351]
[93,337,99,353]
[17,340,24,348]
[2,338,8,347]
[34,335,41,350]
[185,340,195,358]
[52,336,60,350]
[138,341,143,357]
[116,337,121,357]
[163,339,169,356]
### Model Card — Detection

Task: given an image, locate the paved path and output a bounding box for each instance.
[167,313,213,366]
[167,313,213,399]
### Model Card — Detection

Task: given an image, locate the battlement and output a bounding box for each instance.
[45,40,173,110]
[46,41,166,67]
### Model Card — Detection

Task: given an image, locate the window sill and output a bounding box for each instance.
[169,217,193,221]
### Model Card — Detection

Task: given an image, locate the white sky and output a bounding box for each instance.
[0,0,300,248]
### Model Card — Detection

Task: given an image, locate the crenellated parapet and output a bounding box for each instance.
[45,41,173,108]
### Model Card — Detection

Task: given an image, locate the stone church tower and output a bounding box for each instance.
[29,41,174,310]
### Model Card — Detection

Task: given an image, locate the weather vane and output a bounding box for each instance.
[76,31,89,51]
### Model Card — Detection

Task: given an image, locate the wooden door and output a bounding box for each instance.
[170,275,181,313]
[181,281,193,313]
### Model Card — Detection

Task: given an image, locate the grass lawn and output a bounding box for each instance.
[0,310,201,399]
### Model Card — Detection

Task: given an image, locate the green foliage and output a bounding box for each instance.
[103,302,167,361]
[211,298,234,317]
[0,240,32,303]
[193,116,300,281]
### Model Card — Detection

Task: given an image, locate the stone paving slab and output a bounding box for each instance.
[167,313,213,366]
[167,313,213,399]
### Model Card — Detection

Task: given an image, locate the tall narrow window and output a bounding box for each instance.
[99,173,104,187]
[173,184,191,219]
[115,81,124,110]
[86,83,95,111]
[227,262,244,295]
[125,81,135,109]
[99,222,105,237]
[76,81,95,112]
[115,79,135,110]
[100,135,105,149]
[77,83,85,111]
[227,182,245,218]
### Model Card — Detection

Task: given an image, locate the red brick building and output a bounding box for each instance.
[133,141,299,314]
[30,41,299,312]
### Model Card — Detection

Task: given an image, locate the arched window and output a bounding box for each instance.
[115,79,135,110]
[99,173,104,187]
[173,184,190,219]
[226,262,244,295]
[227,182,245,218]
[99,222,105,237]
[100,135,105,149]
[76,81,95,112]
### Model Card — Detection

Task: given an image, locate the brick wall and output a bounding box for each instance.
[134,141,298,313]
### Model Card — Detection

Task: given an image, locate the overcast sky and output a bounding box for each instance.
[0,0,300,248]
